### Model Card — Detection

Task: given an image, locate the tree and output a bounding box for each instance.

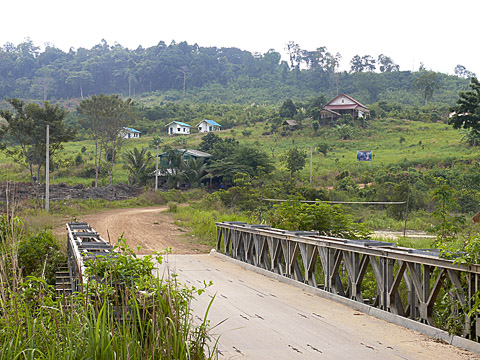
[283,147,306,178]
[454,64,476,79]
[285,41,302,69]
[178,66,191,97]
[361,55,376,72]
[449,77,480,140]
[350,55,363,73]
[181,157,208,188]
[279,99,297,118]
[317,142,330,157]
[269,199,370,239]
[324,51,342,95]
[77,94,135,185]
[122,147,152,185]
[335,124,354,140]
[412,71,442,105]
[377,54,400,73]
[66,70,93,98]
[349,55,375,73]
[0,99,75,182]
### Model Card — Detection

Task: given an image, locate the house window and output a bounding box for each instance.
[177,128,180,132]
[183,128,186,132]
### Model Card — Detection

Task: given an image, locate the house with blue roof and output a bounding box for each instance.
[121,127,141,139]
[165,121,192,135]
[197,119,222,133]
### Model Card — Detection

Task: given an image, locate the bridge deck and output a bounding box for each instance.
[157,253,477,360]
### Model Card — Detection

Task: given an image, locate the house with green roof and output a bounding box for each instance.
[165,121,191,135]
[197,119,222,133]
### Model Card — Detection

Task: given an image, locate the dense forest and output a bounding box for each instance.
[0,39,473,106]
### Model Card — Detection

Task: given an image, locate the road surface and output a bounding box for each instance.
[158,253,479,360]
[71,206,211,254]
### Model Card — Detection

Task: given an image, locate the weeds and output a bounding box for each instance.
[0,215,217,359]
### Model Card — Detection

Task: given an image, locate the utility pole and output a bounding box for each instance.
[45,125,50,212]
[155,144,159,191]
[309,146,313,184]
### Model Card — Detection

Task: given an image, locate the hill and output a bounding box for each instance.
[0,39,472,106]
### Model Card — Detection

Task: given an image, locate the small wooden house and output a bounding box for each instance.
[322,94,369,122]
[165,121,191,135]
[121,127,141,139]
[282,119,299,128]
[197,119,222,133]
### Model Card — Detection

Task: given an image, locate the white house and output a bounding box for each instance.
[197,119,222,133]
[165,121,191,135]
[121,127,141,139]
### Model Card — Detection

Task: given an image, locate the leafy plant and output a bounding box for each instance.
[268,198,371,239]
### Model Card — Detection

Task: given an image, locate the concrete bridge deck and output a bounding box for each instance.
[157,252,479,360]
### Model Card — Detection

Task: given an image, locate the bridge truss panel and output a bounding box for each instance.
[216,222,480,342]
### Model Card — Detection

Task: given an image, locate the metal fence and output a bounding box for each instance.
[66,222,115,292]
[216,221,480,341]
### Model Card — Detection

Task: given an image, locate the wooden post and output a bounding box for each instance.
[45,125,50,212]
[403,187,410,237]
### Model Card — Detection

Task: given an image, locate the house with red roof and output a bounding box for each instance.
[321,94,369,122]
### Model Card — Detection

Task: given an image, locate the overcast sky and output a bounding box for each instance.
[2,0,479,76]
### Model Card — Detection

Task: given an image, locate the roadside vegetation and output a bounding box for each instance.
[0,213,217,359]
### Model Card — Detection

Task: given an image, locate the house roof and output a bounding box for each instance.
[123,127,141,133]
[283,120,298,126]
[473,211,480,223]
[158,149,212,158]
[320,108,342,117]
[324,93,369,112]
[198,119,222,127]
[325,104,369,111]
[165,121,192,127]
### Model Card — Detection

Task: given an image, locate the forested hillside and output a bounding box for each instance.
[0,39,472,106]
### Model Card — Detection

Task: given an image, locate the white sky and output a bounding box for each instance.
[2,0,479,76]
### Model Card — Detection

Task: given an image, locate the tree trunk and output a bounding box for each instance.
[94,139,99,187]
[109,148,115,185]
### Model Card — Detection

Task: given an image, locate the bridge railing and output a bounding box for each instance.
[216,221,480,342]
[66,222,115,292]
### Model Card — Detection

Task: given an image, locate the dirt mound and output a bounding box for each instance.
[0,182,143,203]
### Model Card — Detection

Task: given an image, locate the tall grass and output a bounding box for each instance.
[0,216,217,360]
[171,202,251,248]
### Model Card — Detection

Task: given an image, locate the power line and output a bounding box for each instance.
[261,198,406,205]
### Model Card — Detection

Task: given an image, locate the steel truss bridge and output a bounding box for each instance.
[56,222,115,295]
[216,221,480,342]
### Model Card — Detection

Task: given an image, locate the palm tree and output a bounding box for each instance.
[122,147,152,185]
[181,157,208,188]
[160,149,185,188]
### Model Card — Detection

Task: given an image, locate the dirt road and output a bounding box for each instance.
[72,206,211,254]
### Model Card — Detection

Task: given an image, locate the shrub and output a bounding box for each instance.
[17,230,66,284]
[268,198,371,239]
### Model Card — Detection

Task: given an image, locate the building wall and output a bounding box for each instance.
[198,121,220,132]
[122,131,140,139]
[167,125,190,135]
[330,95,356,106]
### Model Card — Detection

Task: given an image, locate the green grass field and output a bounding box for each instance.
[0,117,476,187]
